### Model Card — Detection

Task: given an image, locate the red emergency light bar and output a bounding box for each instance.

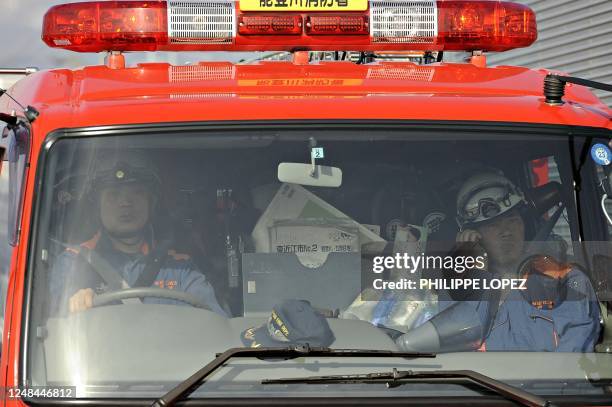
[42,1,168,52]
[42,0,537,53]
[239,15,303,35]
[306,15,370,35]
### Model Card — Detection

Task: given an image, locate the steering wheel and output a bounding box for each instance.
[92,287,212,310]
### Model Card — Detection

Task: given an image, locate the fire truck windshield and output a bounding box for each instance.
[25,125,612,400]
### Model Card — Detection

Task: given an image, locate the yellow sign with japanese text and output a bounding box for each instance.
[239,0,367,11]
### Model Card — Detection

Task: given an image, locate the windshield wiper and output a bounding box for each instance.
[263,368,554,407]
[152,345,435,407]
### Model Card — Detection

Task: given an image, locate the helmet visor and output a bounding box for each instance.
[462,190,518,224]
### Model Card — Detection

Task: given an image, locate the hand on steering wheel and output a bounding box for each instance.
[69,287,212,313]
[69,288,95,313]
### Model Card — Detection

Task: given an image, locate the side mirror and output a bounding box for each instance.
[278,162,342,188]
[0,146,5,174]
[0,124,8,175]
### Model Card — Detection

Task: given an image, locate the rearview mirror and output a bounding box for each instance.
[278,163,342,187]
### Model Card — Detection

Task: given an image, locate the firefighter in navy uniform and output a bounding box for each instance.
[452,171,600,351]
[395,171,600,352]
[48,151,227,316]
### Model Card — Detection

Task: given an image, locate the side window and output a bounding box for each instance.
[528,156,573,255]
[0,125,10,338]
[0,123,30,339]
[5,124,30,246]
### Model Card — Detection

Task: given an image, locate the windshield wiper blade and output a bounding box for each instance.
[263,368,553,407]
[152,345,435,407]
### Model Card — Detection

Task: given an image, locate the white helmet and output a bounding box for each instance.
[456,172,526,228]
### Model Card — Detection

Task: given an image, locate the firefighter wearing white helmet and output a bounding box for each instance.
[447,170,600,352]
[456,171,527,276]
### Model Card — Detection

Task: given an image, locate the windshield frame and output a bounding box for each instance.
[20,120,612,404]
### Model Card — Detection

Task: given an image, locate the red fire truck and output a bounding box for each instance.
[0,0,611,406]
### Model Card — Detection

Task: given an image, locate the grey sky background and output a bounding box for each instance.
[0,0,261,69]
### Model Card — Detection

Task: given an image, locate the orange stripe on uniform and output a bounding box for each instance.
[65,232,102,255]
[168,249,190,261]
[80,232,102,250]
[529,256,572,279]
[65,247,80,255]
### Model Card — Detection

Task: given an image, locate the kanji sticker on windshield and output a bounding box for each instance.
[591,143,612,166]
[239,0,367,11]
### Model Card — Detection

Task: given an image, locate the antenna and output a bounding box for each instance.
[0,88,40,124]
[544,74,612,105]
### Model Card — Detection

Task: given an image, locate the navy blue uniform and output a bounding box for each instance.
[484,267,600,351]
[435,267,600,352]
[49,232,227,317]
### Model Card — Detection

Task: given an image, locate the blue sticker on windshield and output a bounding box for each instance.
[591,143,612,166]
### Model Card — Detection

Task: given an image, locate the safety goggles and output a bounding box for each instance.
[462,193,515,223]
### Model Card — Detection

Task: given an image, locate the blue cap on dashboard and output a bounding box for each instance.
[241,299,335,348]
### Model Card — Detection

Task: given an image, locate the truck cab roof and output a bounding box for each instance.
[5,60,611,133]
